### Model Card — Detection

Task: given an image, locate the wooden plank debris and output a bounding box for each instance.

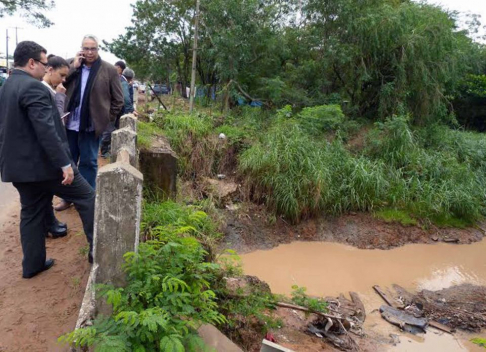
[373,285,402,308]
[429,320,454,334]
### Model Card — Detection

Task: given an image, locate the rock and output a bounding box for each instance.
[389,333,400,346]
[226,203,240,211]
[203,177,238,207]
[225,275,271,297]
[431,235,439,241]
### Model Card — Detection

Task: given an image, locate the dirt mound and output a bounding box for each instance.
[418,284,486,332]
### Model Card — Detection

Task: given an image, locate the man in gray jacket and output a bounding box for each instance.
[55,35,123,211]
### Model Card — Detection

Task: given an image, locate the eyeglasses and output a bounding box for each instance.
[82,47,99,52]
[34,59,48,67]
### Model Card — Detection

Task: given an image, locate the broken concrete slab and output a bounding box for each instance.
[139,135,178,200]
[261,339,295,352]
[198,324,243,352]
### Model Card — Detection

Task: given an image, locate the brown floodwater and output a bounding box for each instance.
[240,240,486,351]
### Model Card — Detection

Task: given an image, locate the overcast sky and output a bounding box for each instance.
[0,0,485,66]
[0,0,134,64]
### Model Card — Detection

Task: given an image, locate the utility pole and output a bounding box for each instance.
[189,0,200,113]
[5,29,9,71]
[10,26,23,45]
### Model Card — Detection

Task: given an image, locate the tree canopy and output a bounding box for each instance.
[0,0,54,27]
[107,0,486,124]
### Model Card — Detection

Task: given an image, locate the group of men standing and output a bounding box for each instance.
[0,35,135,278]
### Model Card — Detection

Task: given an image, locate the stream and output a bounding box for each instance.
[240,240,486,351]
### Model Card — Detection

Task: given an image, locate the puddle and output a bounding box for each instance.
[240,240,486,351]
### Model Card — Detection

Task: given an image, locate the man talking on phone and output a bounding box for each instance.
[0,41,96,278]
[55,35,122,213]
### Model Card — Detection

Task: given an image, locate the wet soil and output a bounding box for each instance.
[220,203,486,253]
[0,199,91,352]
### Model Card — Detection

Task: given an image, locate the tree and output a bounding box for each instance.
[0,0,54,27]
[105,0,195,97]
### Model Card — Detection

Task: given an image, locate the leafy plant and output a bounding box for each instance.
[290,285,328,313]
[60,204,226,351]
[471,338,486,349]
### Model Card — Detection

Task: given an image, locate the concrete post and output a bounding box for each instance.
[120,114,137,133]
[93,162,143,315]
[139,139,178,200]
[111,127,137,168]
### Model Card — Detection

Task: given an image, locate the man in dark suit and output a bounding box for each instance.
[0,41,95,279]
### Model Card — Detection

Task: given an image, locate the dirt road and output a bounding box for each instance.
[0,189,91,352]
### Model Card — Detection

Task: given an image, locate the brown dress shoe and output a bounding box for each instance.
[54,200,72,211]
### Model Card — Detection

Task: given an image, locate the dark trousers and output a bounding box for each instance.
[99,115,120,156]
[45,202,59,228]
[13,170,95,277]
[66,129,99,189]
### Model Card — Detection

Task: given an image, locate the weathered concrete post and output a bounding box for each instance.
[92,119,143,316]
[111,127,138,168]
[93,162,143,282]
[139,135,178,200]
[120,114,137,133]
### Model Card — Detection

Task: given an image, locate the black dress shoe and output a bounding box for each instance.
[54,219,67,230]
[22,258,55,279]
[47,224,68,238]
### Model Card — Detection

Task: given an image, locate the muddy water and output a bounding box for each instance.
[240,240,486,351]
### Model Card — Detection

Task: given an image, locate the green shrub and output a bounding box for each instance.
[142,201,222,257]
[296,104,345,135]
[59,226,224,351]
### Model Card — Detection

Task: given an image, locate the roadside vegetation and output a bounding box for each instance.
[57,0,486,350]
[59,200,324,351]
[139,105,486,227]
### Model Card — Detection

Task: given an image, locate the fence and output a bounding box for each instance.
[74,113,143,328]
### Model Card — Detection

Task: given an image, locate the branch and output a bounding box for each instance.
[276,302,343,320]
[228,80,271,108]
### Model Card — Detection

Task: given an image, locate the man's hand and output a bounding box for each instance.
[56,82,66,94]
[73,51,85,69]
[62,166,74,185]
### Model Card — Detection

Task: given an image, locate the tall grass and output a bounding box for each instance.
[240,113,486,223]
[141,107,486,225]
[239,120,390,222]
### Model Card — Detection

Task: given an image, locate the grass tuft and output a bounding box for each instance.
[374,209,418,226]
